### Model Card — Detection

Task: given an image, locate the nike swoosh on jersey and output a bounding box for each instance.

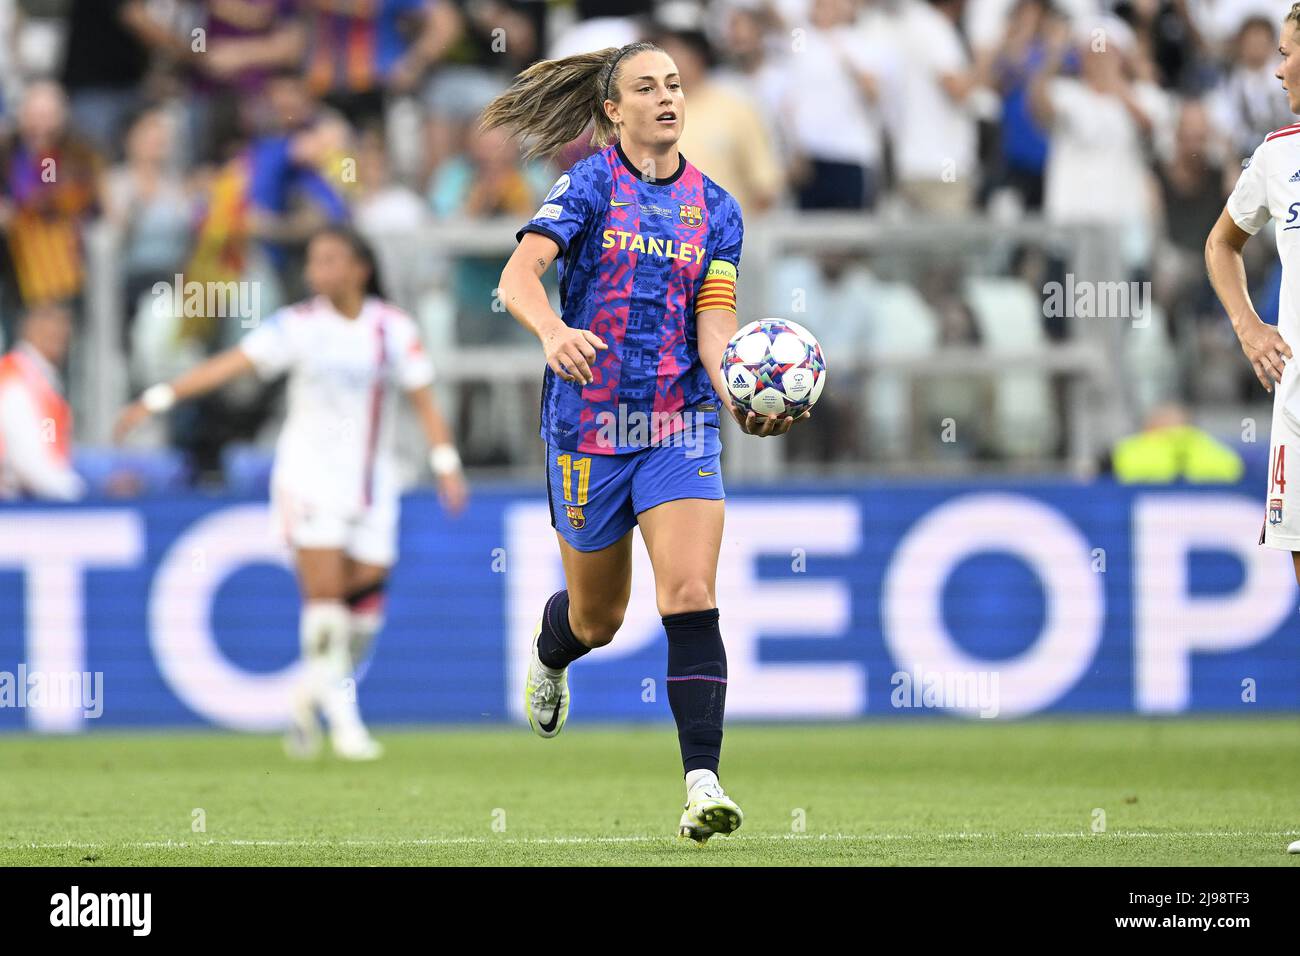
[697,468,717,477]
[610,199,634,207]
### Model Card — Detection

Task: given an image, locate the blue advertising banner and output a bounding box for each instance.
[0,481,1296,731]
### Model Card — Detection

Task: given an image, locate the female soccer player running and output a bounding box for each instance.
[114,226,467,760]
[485,41,807,841]
[1206,5,1300,854]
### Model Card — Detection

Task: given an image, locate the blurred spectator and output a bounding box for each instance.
[1185,0,1278,56]
[1208,16,1295,169]
[778,0,889,210]
[0,303,84,501]
[987,0,1056,209]
[895,0,982,215]
[549,0,652,57]
[59,0,187,159]
[917,262,994,458]
[1115,0,1206,93]
[179,71,348,348]
[428,123,547,343]
[242,72,350,282]
[0,0,19,129]
[1110,402,1244,481]
[657,27,782,214]
[187,0,307,165]
[0,81,102,339]
[1031,14,1168,269]
[1154,99,1224,329]
[425,0,539,108]
[353,125,428,234]
[419,1,540,189]
[104,107,194,352]
[965,0,1100,53]
[302,0,461,127]
[712,2,791,157]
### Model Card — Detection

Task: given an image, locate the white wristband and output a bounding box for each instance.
[141,383,176,414]
[429,444,462,476]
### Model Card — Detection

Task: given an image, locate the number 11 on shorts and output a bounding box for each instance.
[556,453,591,505]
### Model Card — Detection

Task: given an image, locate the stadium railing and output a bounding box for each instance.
[81,214,1126,481]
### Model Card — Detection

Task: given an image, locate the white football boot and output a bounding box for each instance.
[678,776,744,843]
[524,621,569,738]
[1288,838,1300,854]
[321,674,383,761]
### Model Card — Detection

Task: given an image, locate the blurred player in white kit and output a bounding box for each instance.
[115,226,467,759]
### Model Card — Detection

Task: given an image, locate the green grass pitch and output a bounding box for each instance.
[1,718,1297,866]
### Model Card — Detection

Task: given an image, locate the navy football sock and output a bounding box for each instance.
[536,590,590,670]
[664,608,726,776]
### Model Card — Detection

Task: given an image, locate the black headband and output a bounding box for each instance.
[604,46,633,102]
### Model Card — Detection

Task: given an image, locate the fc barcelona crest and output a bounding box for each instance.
[678,204,703,227]
[1270,498,1284,525]
[565,505,586,530]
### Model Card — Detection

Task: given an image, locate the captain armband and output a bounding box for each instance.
[697,260,737,314]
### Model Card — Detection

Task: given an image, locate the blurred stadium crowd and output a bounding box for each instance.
[0,0,1288,490]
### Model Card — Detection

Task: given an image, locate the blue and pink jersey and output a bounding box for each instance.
[516,143,744,455]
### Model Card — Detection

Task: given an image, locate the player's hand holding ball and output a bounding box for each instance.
[721,318,826,437]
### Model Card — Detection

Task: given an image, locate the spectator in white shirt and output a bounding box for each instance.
[780,0,891,209]
[0,303,84,501]
[895,0,983,215]
[1030,13,1168,269]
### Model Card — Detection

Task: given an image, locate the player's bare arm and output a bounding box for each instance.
[499,231,606,385]
[1205,206,1293,392]
[406,385,468,515]
[112,347,256,442]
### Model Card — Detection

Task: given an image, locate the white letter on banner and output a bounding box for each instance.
[0,511,143,731]
[150,503,297,729]
[1134,494,1295,713]
[504,500,863,721]
[882,493,1102,717]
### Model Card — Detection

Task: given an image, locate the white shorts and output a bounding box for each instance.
[271,484,399,567]
[1262,399,1300,551]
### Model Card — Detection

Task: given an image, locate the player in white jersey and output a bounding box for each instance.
[115,227,468,760]
[1205,4,1300,856]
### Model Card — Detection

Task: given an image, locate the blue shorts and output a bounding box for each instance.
[545,426,725,552]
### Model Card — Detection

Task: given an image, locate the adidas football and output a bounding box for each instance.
[721,318,827,417]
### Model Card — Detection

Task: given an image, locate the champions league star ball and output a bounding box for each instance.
[721,318,827,417]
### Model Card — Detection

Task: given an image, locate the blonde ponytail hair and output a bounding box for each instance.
[479,42,664,161]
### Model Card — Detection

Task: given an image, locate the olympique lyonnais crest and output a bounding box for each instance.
[565,505,586,530]
[1270,498,1284,525]
[678,204,703,227]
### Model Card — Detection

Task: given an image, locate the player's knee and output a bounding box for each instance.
[657,580,715,617]
[571,606,624,647]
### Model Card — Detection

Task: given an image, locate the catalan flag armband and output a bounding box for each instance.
[697,259,737,314]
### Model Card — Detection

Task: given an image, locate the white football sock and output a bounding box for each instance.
[300,601,363,734]
[348,608,384,672]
